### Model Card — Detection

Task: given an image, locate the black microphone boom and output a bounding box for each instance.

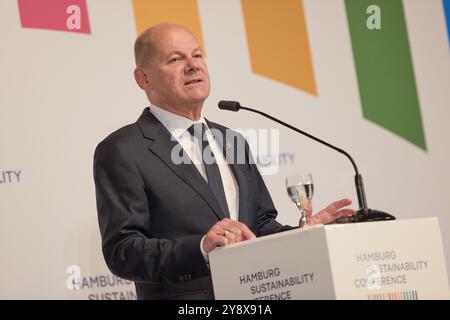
[218,100,241,112]
[218,100,395,223]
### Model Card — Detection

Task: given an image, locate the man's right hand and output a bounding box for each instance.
[202,218,256,253]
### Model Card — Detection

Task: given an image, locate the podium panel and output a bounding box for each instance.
[209,218,450,300]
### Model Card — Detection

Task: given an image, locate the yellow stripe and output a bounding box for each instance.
[132,0,205,55]
[241,0,317,95]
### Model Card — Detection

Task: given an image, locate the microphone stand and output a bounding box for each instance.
[218,100,395,223]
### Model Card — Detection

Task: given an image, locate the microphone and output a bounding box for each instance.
[218,100,395,223]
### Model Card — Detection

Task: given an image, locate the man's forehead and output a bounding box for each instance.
[155,37,202,57]
[161,45,202,54]
[153,26,197,43]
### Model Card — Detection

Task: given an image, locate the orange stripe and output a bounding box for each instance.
[241,0,317,95]
[132,0,205,54]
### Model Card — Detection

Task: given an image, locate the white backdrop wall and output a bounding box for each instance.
[0,0,449,299]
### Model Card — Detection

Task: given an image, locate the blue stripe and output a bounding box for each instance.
[444,0,450,44]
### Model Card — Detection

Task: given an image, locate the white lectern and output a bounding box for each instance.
[209,218,450,300]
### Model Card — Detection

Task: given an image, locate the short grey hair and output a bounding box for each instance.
[134,28,156,68]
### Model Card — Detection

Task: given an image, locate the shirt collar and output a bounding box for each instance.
[149,103,208,140]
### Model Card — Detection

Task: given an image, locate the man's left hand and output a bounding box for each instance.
[301,198,356,226]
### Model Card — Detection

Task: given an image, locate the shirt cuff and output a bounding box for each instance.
[200,235,209,264]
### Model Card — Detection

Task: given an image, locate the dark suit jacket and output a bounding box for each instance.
[93,108,293,300]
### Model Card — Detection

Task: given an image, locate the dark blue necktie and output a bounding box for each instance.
[188,123,230,218]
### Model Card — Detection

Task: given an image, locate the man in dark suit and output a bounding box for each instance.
[93,23,355,300]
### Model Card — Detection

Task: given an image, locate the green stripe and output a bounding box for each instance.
[345,0,426,150]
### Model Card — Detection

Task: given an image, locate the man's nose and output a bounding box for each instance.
[185,58,200,73]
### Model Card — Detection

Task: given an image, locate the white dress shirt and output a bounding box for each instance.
[149,104,239,261]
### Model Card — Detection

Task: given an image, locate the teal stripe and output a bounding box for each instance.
[345,0,427,150]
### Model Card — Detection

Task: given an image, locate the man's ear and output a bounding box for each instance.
[134,67,150,90]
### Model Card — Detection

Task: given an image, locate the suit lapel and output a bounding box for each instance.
[137,108,226,220]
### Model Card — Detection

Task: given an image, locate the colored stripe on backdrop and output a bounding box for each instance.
[345,0,426,150]
[241,0,317,95]
[132,0,205,54]
[444,0,450,44]
[17,0,90,34]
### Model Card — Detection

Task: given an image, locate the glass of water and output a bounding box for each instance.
[286,173,314,226]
